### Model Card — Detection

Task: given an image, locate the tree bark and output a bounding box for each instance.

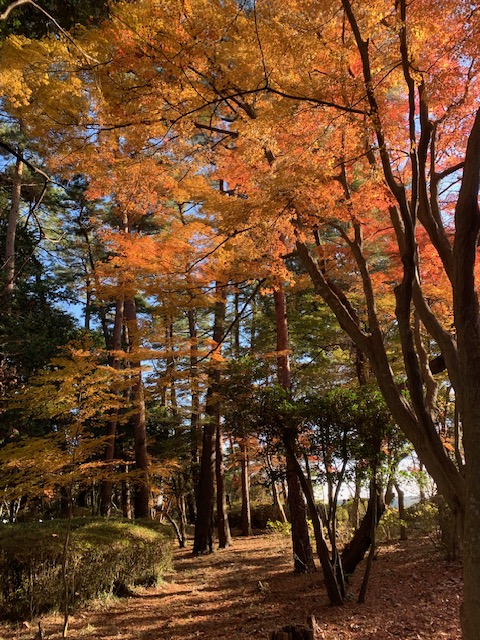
[4,157,23,299]
[193,286,227,554]
[188,308,201,508]
[395,483,407,541]
[100,297,124,516]
[240,438,253,536]
[341,487,385,577]
[216,424,232,548]
[124,297,150,519]
[349,471,362,531]
[452,107,480,640]
[192,401,216,554]
[274,286,315,573]
[358,479,378,603]
[283,433,343,605]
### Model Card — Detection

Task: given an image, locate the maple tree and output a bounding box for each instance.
[1,0,480,636]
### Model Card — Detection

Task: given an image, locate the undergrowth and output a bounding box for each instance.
[0,518,173,620]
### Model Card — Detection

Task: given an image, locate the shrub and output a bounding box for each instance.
[404,501,439,537]
[377,506,403,542]
[266,519,292,536]
[0,518,173,620]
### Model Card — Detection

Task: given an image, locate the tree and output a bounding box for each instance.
[273,285,315,573]
[2,1,480,634]
[193,285,230,554]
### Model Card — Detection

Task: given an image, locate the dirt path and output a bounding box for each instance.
[0,533,462,640]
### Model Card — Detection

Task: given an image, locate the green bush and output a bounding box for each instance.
[404,501,439,537]
[0,518,173,620]
[266,519,292,536]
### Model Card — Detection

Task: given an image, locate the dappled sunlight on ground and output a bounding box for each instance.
[0,533,462,639]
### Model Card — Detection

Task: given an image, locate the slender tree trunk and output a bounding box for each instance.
[283,435,343,605]
[100,297,124,516]
[124,297,150,519]
[349,471,362,530]
[341,487,385,577]
[193,396,216,554]
[266,451,288,523]
[166,317,178,412]
[122,464,132,520]
[4,157,23,299]
[272,480,288,524]
[193,287,227,554]
[240,438,253,536]
[274,286,315,573]
[188,308,200,519]
[178,492,188,548]
[395,482,407,541]
[358,478,378,604]
[216,425,232,548]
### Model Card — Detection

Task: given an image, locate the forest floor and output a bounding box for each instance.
[0,531,462,640]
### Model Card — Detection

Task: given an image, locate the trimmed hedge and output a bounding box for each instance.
[0,518,173,620]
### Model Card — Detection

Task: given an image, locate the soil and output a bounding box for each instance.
[0,532,462,640]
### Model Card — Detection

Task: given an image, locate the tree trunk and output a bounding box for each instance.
[358,478,378,603]
[100,297,124,516]
[349,471,362,530]
[283,434,343,605]
[451,106,480,640]
[395,483,407,541]
[240,438,253,536]
[193,405,215,554]
[216,425,232,548]
[274,286,315,573]
[122,465,132,519]
[188,308,201,511]
[178,492,188,548]
[285,444,316,573]
[341,487,385,577]
[193,286,227,554]
[124,297,150,519]
[4,157,23,299]
[272,479,288,524]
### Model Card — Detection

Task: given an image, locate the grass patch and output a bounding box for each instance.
[0,518,173,620]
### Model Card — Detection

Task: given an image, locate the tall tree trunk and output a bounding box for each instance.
[122,464,132,520]
[273,286,315,573]
[358,478,378,604]
[100,297,124,516]
[216,425,232,548]
[450,106,480,640]
[4,157,23,299]
[124,297,150,519]
[188,308,200,518]
[349,471,362,530]
[283,434,344,605]
[240,438,253,536]
[193,286,227,554]
[395,482,407,541]
[341,487,385,577]
[193,391,216,554]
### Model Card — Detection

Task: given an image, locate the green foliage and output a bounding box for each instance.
[405,501,440,538]
[374,502,440,543]
[0,518,173,620]
[377,506,404,542]
[266,519,291,537]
